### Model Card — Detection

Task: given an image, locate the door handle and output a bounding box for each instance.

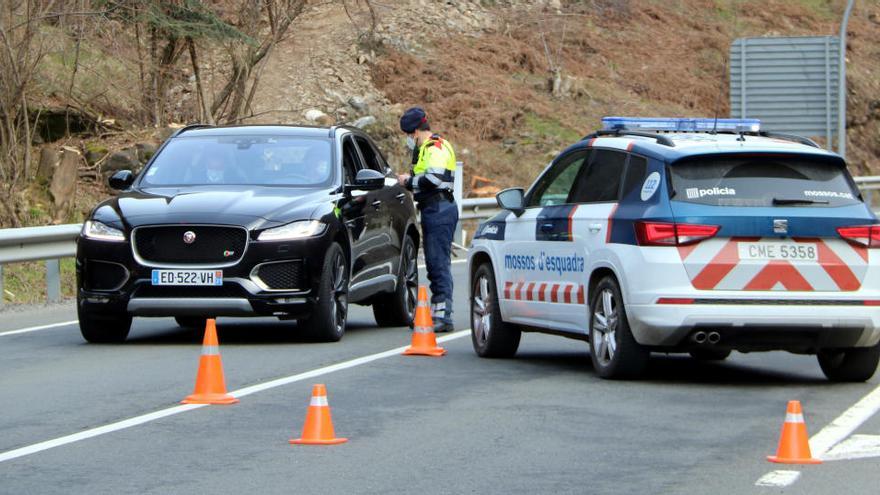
[589,223,602,233]
[540,223,555,232]
[395,193,406,202]
[371,200,382,209]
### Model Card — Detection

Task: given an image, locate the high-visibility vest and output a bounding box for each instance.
[411,134,456,195]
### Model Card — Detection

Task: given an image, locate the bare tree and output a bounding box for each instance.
[0,0,59,227]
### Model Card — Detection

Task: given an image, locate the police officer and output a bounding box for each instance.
[397,107,458,332]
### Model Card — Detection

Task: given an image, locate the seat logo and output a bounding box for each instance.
[183,231,196,244]
[773,219,788,234]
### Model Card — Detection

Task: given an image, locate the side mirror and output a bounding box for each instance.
[109,170,134,190]
[497,187,525,216]
[346,168,386,193]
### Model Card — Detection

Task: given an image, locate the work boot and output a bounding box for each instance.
[433,320,454,333]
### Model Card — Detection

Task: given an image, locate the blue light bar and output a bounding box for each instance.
[602,117,761,133]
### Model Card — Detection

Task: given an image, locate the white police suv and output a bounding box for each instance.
[468,117,880,381]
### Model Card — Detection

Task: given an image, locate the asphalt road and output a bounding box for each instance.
[1,260,879,494]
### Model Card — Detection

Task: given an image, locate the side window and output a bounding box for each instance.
[569,149,626,203]
[621,155,648,199]
[341,137,363,184]
[354,136,385,173]
[527,150,589,207]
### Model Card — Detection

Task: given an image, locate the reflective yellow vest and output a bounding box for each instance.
[411,134,456,196]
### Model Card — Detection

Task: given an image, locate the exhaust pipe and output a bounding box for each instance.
[692,331,707,344]
[707,331,721,344]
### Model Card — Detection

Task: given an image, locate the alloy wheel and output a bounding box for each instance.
[472,274,493,346]
[591,289,618,367]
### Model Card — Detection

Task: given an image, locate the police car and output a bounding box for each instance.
[468,117,880,381]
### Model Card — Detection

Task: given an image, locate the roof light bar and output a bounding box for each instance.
[602,117,761,133]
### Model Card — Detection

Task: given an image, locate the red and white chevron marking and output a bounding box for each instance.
[678,237,868,291]
[503,281,585,304]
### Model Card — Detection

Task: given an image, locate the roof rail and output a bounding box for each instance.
[753,131,820,149]
[170,123,214,138]
[583,129,675,147]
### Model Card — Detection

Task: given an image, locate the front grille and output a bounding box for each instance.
[84,261,128,291]
[133,225,247,265]
[254,260,305,291]
[132,284,247,299]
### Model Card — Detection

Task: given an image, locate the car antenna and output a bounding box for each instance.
[711,57,728,135]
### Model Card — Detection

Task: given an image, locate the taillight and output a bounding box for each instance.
[635,221,719,246]
[836,225,880,248]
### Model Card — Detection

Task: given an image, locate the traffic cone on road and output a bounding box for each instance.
[403,286,447,357]
[767,400,822,464]
[290,384,348,445]
[181,319,238,405]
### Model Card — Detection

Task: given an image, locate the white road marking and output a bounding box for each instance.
[823,434,880,461]
[810,382,880,458]
[0,329,471,463]
[756,381,880,487]
[0,320,78,337]
[755,470,801,487]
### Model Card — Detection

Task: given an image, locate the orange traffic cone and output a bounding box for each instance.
[767,400,822,464]
[181,319,238,405]
[290,384,348,445]
[403,286,446,357]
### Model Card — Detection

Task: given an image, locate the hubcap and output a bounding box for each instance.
[472,275,493,346]
[404,241,418,319]
[591,289,618,366]
[330,252,348,333]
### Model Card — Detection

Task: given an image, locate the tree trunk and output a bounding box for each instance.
[187,37,214,125]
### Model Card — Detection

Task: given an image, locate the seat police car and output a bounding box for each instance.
[468,117,880,381]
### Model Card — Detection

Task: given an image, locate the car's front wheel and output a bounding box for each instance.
[471,263,520,357]
[300,242,348,342]
[373,235,418,327]
[588,276,649,379]
[817,343,880,382]
[78,295,132,343]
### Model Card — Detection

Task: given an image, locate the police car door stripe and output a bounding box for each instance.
[502,282,585,305]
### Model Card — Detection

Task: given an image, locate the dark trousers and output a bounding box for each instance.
[420,198,458,324]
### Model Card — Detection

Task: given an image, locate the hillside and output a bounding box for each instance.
[3,0,880,228]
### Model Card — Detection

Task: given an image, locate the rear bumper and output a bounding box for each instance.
[627,303,880,351]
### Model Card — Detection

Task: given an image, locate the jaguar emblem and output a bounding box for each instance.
[183,231,196,244]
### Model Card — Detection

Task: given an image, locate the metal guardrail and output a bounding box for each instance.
[2,176,879,306]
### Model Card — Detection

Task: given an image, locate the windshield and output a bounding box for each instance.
[140,135,334,187]
[669,155,861,207]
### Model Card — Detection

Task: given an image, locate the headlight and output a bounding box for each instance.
[82,220,126,242]
[258,220,326,241]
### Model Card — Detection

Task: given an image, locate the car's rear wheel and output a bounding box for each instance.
[817,343,880,382]
[589,276,649,379]
[300,243,348,342]
[471,263,521,357]
[77,296,132,343]
[689,349,731,361]
[373,235,418,327]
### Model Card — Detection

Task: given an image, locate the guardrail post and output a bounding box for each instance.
[454,161,464,245]
[46,259,61,303]
[0,264,4,309]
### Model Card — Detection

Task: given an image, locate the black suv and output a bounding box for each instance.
[76,124,420,343]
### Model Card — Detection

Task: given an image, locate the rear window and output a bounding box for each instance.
[669,155,860,207]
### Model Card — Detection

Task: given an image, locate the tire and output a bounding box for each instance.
[300,243,348,342]
[77,295,132,344]
[689,349,731,361]
[470,263,521,358]
[817,343,880,382]
[588,276,649,379]
[175,316,208,330]
[373,235,418,327]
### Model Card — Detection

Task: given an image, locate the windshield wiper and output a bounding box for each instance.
[772,197,829,206]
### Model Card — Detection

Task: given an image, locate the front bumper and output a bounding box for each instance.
[76,230,334,319]
[627,302,880,351]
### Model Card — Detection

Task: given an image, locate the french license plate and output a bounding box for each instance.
[151,270,223,286]
[737,242,818,262]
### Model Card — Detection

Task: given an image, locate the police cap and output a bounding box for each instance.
[400,107,428,133]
